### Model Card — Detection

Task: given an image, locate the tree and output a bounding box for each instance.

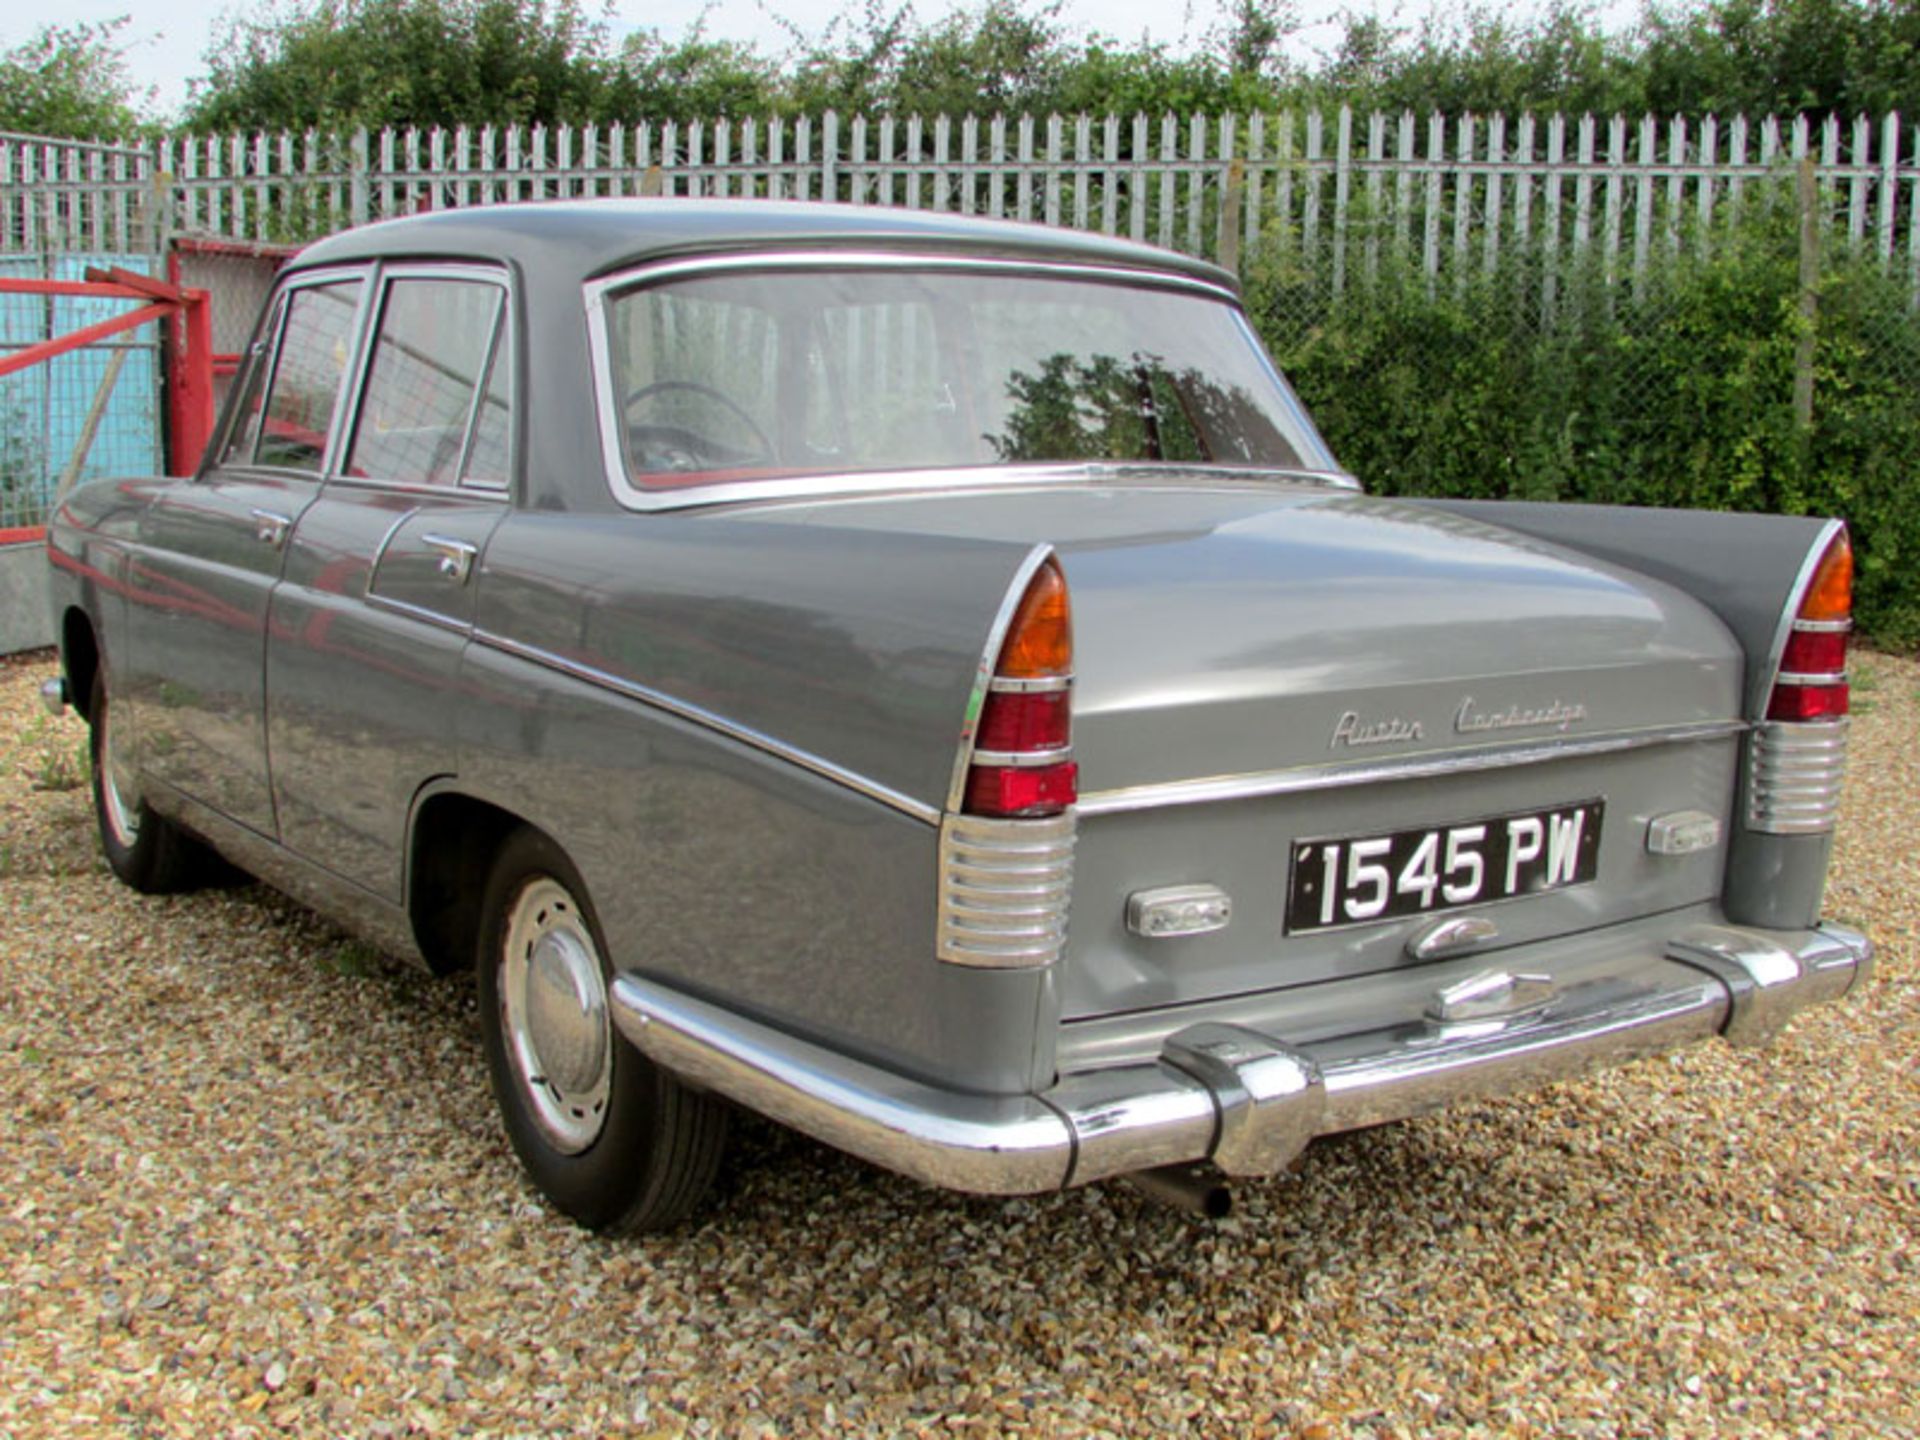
[1640,0,1920,121]
[1220,0,1294,81]
[185,0,639,132]
[0,20,146,140]
[617,29,782,121]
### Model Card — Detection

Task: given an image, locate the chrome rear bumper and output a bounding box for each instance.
[609,921,1871,1197]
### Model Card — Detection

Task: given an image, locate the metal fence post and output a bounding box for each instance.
[1794,154,1820,437]
[1217,158,1246,274]
[822,112,840,203]
[351,129,371,226]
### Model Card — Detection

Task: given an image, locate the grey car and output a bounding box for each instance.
[43,199,1869,1231]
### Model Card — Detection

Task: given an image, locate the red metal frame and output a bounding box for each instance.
[0,268,215,541]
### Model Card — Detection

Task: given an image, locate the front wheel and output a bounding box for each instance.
[89,671,216,894]
[476,828,728,1233]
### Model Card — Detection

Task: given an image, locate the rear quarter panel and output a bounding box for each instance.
[458,510,1059,1093]
[1415,500,1843,929]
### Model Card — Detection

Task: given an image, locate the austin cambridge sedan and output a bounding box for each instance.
[43,200,1869,1230]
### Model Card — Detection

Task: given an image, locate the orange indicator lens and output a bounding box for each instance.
[997,559,1072,679]
[1800,532,1853,623]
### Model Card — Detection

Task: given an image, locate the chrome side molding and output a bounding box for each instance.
[1077,719,1747,816]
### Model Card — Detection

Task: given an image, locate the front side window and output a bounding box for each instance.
[219,293,286,467]
[603,267,1336,493]
[347,277,505,486]
[255,281,363,472]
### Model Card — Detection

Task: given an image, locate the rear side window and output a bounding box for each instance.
[347,278,506,487]
[255,281,363,472]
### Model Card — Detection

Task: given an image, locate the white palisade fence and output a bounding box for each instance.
[3,109,1917,293]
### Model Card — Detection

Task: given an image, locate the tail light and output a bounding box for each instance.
[936,553,1078,969]
[961,557,1078,818]
[1766,530,1852,722]
[1749,527,1851,836]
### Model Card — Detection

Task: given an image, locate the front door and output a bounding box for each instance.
[126,273,367,836]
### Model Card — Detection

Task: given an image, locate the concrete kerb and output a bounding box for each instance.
[0,541,53,655]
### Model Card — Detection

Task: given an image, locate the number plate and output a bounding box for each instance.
[1285,800,1605,935]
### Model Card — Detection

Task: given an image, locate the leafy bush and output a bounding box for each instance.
[1251,194,1920,646]
[0,20,147,139]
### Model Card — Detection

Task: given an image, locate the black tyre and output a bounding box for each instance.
[476,827,728,1234]
[89,671,217,894]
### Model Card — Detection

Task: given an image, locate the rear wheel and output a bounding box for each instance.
[476,827,727,1233]
[89,671,216,894]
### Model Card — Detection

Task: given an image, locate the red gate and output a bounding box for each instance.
[0,267,214,544]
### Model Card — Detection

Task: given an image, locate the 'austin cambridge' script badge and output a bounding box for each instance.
[1330,711,1425,749]
[1454,696,1589,736]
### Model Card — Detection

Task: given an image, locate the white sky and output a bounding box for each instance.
[0,0,1577,123]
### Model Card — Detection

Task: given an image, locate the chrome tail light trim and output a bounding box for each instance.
[1746,719,1849,834]
[936,811,1076,968]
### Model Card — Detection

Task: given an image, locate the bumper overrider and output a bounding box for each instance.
[609,921,1871,1196]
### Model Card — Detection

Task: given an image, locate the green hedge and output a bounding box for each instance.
[1250,200,1920,648]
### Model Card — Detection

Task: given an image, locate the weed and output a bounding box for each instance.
[320,938,383,978]
[11,715,88,793]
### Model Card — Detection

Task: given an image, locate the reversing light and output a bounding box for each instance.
[963,558,1078,818]
[1766,530,1852,723]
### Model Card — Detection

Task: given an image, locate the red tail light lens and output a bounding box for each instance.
[1766,530,1852,723]
[1778,627,1847,675]
[964,558,1077,818]
[965,761,1080,817]
[974,688,1071,753]
[1767,681,1851,721]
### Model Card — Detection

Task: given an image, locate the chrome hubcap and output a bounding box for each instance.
[98,698,141,848]
[500,877,611,1153]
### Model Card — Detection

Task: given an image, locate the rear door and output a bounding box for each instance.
[127,271,367,835]
[265,265,514,898]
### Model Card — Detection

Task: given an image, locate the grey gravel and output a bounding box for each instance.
[1,646,1915,1438]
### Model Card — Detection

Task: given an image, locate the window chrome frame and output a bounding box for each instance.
[211,264,374,481]
[330,260,515,498]
[583,251,1357,514]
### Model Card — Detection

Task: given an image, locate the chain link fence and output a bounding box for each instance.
[1248,164,1920,641]
[2,113,1916,632]
[0,254,163,537]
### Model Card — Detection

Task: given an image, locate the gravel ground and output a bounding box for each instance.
[1,646,1915,1439]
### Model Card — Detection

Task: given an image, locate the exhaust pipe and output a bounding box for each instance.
[1121,1163,1233,1219]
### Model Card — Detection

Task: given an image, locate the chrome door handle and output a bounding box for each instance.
[250,508,291,548]
[422,534,478,584]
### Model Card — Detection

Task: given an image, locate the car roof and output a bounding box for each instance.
[291,197,1240,291]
